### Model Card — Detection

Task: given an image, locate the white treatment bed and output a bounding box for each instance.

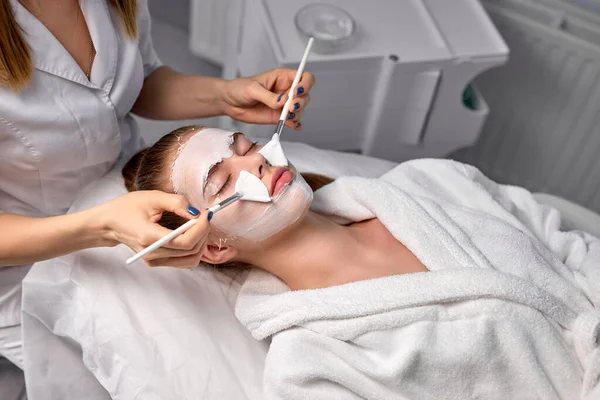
[18,142,600,400]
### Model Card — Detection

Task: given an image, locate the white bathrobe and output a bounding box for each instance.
[235,159,600,400]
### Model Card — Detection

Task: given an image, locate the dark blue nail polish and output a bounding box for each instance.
[277,93,285,102]
[294,102,300,111]
[288,112,296,120]
[296,121,301,128]
[297,87,304,95]
[207,211,214,221]
[187,206,200,216]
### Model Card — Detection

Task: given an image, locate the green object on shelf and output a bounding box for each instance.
[462,83,476,110]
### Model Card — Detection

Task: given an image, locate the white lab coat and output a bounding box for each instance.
[0,0,162,331]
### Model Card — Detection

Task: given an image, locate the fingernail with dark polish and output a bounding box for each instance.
[277,93,285,102]
[187,206,200,216]
[207,211,214,221]
[297,87,304,95]
[294,102,300,111]
[288,112,295,120]
[296,122,302,129]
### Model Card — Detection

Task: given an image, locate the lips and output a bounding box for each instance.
[271,167,294,196]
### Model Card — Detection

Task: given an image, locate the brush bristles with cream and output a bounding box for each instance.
[234,171,271,202]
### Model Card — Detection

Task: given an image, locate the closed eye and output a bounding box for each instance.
[209,136,257,197]
[216,175,232,195]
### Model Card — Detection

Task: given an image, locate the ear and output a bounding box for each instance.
[201,241,238,265]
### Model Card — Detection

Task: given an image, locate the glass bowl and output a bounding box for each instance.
[294,3,355,54]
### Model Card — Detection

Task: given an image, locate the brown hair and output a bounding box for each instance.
[122,125,335,230]
[0,0,138,91]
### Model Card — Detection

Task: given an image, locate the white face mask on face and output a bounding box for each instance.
[171,128,313,242]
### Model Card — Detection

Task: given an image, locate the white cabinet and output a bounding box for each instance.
[190,0,509,162]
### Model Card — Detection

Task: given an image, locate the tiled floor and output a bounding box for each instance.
[135,16,223,145]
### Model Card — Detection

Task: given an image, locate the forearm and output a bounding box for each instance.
[0,210,112,267]
[132,66,229,120]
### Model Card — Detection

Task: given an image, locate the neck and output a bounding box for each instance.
[240,211,365,290]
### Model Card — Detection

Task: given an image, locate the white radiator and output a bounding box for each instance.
[453,0,600,214]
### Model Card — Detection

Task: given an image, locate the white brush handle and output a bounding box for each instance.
[278,37,314,123]
[126,219,197,265]
[207,193,242,213]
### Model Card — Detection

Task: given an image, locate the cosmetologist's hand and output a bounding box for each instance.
[98,191,210,268]
[222,68,315,131]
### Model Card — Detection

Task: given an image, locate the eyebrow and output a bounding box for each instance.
[202,133,241,196]
[231,132,243,153]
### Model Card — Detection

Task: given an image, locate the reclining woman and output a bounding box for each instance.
[123,125,600,400]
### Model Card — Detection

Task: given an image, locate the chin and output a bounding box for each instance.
[216,171,313,245]
[238,195,313,249]
[269,198,313,239]
[299,198,313,218]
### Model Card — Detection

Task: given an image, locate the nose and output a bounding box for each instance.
[238,151,269,179]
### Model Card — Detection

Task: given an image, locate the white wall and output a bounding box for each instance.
[148,0,190,30]
[573,0,600,11]
[136,2,223,145]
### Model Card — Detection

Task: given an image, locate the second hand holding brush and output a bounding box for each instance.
[275,37,314,137]
[258,37,315,170]
[125,171,271,265]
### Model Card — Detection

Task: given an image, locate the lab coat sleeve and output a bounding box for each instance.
[137,0,163,78]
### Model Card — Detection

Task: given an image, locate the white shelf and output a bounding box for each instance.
[215,0,509,161]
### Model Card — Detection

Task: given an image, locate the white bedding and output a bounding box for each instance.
[19,141,600,399]
[20,142,395,400]
[236,159,600,399]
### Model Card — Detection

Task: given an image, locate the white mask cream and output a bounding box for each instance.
[171,129,313,242]
[171,128,234,205]
[258,133,287,166]
[235,170,270,202]
[212,170,312,242]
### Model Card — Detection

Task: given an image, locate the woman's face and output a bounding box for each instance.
[170,128,313,243]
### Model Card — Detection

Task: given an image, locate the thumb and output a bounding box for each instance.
[149,191,199,220]
[247,81,287,110]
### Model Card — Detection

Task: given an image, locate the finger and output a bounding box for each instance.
[293,72,316,98]
[288,95,310,113]
[246,81,286,111]
[135,217,202,252]
[143,235,206,261]
[285,119,303,131]
[146,205,209,252]
[147,191,199,221]
[168,212,210,251]
[146,253,204,269]
[142,245,200,262]
[275,92,288,107]
[143,228,208,260]
[285,110,303,124]
[267,68,297,92]
[135,222,187,251]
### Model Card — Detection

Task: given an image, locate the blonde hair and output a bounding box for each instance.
[0,0,139,91]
